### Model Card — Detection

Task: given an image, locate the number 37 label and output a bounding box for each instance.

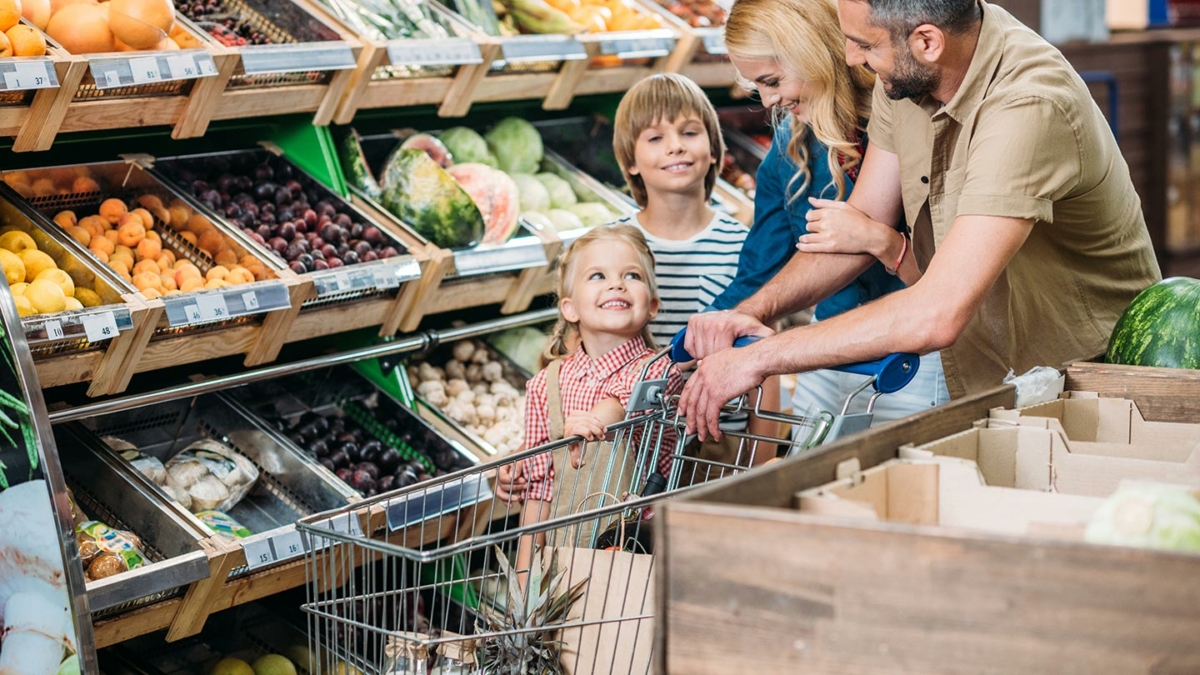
[0,60,57,92]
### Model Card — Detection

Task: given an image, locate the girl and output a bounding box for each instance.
[495,225,681,564]
[697,0,950,424]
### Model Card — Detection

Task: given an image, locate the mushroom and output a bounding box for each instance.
[481,361,504,383]
[418,362,441,382]
[445,379,470,397]
[445,360,466,381]
[453,341,476,363]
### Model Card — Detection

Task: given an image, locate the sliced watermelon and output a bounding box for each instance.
[448,163,521,245]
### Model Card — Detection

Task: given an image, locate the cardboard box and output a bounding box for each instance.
[991,391,1200,446]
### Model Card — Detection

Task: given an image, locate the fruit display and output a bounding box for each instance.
[720,153,755,198]
[0,1,48,56]
[451,0,663,36]
[407,338,527,454]
[0,228,107,317]
[177,0,273,48]
[311,0,453,42]
[43,0,190,54]
[156,151,406,275]
[652,0,726,27]
[1106,277,1200,370]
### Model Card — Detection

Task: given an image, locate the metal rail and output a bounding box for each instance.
[48,307,558,424]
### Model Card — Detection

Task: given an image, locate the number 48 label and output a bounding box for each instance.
[81,312,118,343]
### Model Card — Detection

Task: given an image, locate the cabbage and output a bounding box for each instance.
[489,326,550,374]
[485,118,544,174]
[566,202,616,228]
[536,172,578,209]
[440,127,496,167]
[547,208,585,233]
[512,173,551,213]
[523,211,555,233]
[1084,483,1200,553]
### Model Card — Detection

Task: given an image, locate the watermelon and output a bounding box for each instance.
[336,127,381,199]
[1105,277,1200,370]
[380,148,484,249]
[400,133,453,168]
[448,163,521,245]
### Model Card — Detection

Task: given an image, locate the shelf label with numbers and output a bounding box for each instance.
[90,50,219,90]
[375,257,421,290]
[0,59,58,92]
[387,38,483,67]
[242,290,259,311]
[454,235,548,277]
[311,257,419,299]
[241,537,276,571]
[80,311,120,343]
[500,35,587,62]
[598,32,675,58]
[42,320,64,341]
[195,293,228,321]
[23,307,132,345]
[161,280,291,327]
[242,528,309,571]
[240,42,357,75]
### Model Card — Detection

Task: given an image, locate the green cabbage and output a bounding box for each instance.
[536,172,578,209]
[523,211,555,233]
[566,202,616,228]
[489,325,550,374]
[547,208,585,233]
[485,117,544,174]
[440,127,496,167]
[1084,483,1200,552]
[512,173,551,213]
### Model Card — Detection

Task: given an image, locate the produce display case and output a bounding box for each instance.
[172,0,360,129]
[351,130,556,327]
[0,20,79,153]
[6,159,302,392]
[636,0,731,80]
[150,146,426,342]
[657,364,1200,674]
[53,424,212,620]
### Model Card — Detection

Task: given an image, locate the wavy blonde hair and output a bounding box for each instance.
[724,0,875,201]
[541,224,659,368]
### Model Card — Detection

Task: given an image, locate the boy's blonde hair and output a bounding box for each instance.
[725,0,874,202]
[542,224,659,368]
[613,73,724,208]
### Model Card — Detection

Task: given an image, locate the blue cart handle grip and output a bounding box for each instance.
[669,329,920,395]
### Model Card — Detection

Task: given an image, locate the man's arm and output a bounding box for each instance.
[681,212,1034,439]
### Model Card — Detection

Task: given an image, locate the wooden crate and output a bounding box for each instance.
[657,369,1200,674]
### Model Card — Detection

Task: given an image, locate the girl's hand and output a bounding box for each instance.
[495,459,527,503]
[801,198,901,262]
[564,412,608,468]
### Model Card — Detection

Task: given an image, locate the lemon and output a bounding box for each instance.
[10,282,26,295]
[0,249,24,285]
[73,288,102,308]
[18,249,56,283]
[0,230,36,254]
[35,268,74,299]
[63,297,83,311]
[12,294,35,317]
[24,278,66,314]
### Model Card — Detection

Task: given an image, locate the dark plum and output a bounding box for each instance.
[268,237,288,253]
[312,259,329,271]
[362,226,383,244]
[353,241,373,257]
[317,202,336,217]
[329,450,349,469]
[254,164,275,181]
[376,475,396,492]
[256,225,272,240]
[277,208,295,223]
[318,223,340,243]
[191,180,210,193]
[340,442,361,463]
[327,258,344,269]
[296,253,314,270]
[350,471,377,494]
[303,209,318,228]
[360,250,378,262]
[310,439,329,457]
[284,243,303,260]
[249,232,266,245]
[285,179,303,194]
[342,250,359,266]
[378,448,402,473]
[254,182,277,200]
[319,244,337,259]
[274,188,292,206]
[288,261,307,274]
[310,236,324,249]
[292,238,309,252]
[348,221,362,237]
[319,458,337,472]
[223,202,242,218]
[335,467,352,482]
[355,462,380,480]
[380,246,399,259]
[260,212,276,226]
[293,219,308,235]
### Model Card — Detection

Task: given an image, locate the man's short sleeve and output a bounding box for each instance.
[865,79,895,153]
[957,95,1082,223]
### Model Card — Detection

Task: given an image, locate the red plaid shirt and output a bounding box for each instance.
[521,335,681,502]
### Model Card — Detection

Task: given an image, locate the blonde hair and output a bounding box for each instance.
[724,0,875,201]
[542,224,659,367]
[613,73,724,208]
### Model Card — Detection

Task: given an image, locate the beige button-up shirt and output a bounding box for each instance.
[867,1,1161,397]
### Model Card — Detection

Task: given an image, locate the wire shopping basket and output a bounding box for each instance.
[296,339,920,674]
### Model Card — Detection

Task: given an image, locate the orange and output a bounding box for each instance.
[0,0,21,33]
[6,24,46,57]
[108,0,171,50]
[21,0,47,29]
[45,2,114,54]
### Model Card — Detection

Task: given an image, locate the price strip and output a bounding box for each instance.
[80,311,119,343]
[387,38,483,67]
[701,29,727,55]
[42,320,64,341]
[242,528,308,571]
[239,42,357,75]
[598,34,674,57]
[500,35,587,62]
[0,59,58,92]
[374,257,421,290]
[91,51,219,90]
[195,293,229,321]
[162,281,290,327]
[386,477,492,532]
[242,537,275,570]
[454,236,548,277]
[242,290,259,311]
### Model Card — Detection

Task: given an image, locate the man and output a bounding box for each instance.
[680,0,1160,439]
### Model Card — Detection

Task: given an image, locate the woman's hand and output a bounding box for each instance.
[801,198,904,263]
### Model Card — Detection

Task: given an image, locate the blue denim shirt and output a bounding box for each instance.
[708,121,905,319]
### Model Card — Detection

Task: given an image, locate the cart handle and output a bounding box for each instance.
[668,330,920,395]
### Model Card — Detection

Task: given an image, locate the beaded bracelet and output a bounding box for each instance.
[885,230,909,276]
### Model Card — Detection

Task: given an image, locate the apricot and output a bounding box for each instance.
[71,176,100,193]
[132,259,160,276]
[107,259,130,278]
[159,272,176,291]
[198,230,224,256]
[154,251,175,270]
[89,236,114,257]
[224,267,254,285]
[104,229,119,245]
[205,265,229,281]
[98,198,128,224]
[179,277,204,293]
[152,207,171,225]
[32,178,55,197]
[91,250,109,264]
[136,237,161,261]
[203,279,229,290]
[113,244,134,260]
[214,248,238,267]
[116,221,146,247]
[132,270,162,291]
[131,208,154,229]
[246,264,268,281]
[169,205,190,228]
[140,287,162,299]
[136,194,163,211]
[184,214,209,234]
[53,211,77,228]
[66,226,90,247]
[180,231,198,246]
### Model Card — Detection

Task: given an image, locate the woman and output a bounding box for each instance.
[707,0,949,424]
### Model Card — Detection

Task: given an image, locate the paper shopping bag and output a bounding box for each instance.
[549,545,655,675]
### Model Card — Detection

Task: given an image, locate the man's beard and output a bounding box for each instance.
[883,48,939,101]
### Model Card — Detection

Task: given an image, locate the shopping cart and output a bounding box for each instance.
[296,341,919,675]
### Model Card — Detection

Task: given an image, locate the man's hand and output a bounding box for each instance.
[564,412,608,469]
[494,460,527,503]
[684,310,775,362]
[801,198,900,261]
[679,344,767,441]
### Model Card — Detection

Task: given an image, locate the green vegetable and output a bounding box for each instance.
[485,117,544,175]
[536,172,578,209]
[489,326,550,374]
[546,208,585,233]
[1085,483,1200,552]
[512,173,551,213]
[522,211,555,233]
[1106,277,1200,370]
[336,127,381,199]
[565,202,616,228]
[380,148,485,249]
[441,127,497,167]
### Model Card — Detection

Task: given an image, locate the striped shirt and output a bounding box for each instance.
[613,213,749,348]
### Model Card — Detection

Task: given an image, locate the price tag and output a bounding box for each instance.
[184,304,202,323]
[198,56,218,76]
[195,293,229,321]
[274,529,306,561]
[2,61,53,91]
[43,320,64,341]
[104,70,119,88]
[80,312,119,343]
[128,57,161,84]
[242,538,275,570]
[242,291,259,311]
[165,54,198,79]
[387,38,482,67]
[329,513,363,537]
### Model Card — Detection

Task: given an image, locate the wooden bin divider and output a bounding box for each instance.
[164,535,243,642]
[243,272,314,366]
[500,223,563,315]
[172,45,240,140]
[12,51,90,153]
